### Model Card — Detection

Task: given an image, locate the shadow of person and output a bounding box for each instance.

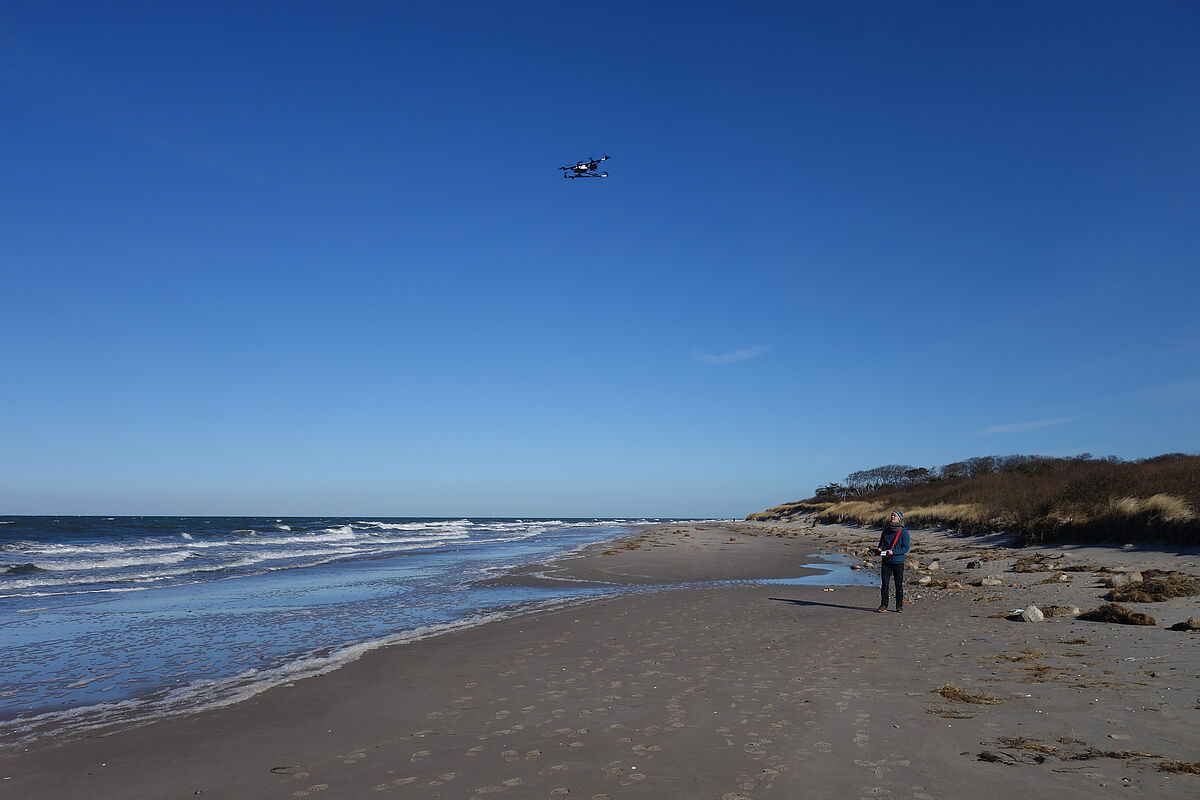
[768,597,877,613]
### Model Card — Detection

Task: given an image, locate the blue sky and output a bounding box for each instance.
[2,1,1198,517]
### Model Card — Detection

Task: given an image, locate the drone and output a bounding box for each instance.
[560,154,610,179]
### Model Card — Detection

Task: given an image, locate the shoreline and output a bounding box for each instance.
[3,521,1198,798]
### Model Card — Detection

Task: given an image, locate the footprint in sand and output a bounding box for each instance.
[410,750,432,762]
[293,785,329,797]
[391,777,418,786]
[539,764,569,775]
[466,746,486,757]
[501,750,520,761]
[525,750,543,760]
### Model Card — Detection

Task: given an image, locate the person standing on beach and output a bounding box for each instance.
[876,510,910,612]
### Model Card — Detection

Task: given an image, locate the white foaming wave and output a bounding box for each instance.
[1,547,351,590]
[0,595,598,748]
[227,527,360,546]
[353,520,473,532]
[276,525,291,531]
[350,533,471,547]
[1,535,478,592]
[315,525,357,538]
[10,524,414,555]
[0,549,359,592]
[242,547,362,563]
[10,540,229,556]
[20,551,194,572]
[0,555,250,590]
[0,587,153,599]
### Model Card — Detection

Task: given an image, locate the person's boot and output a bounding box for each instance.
[875,605,888,613]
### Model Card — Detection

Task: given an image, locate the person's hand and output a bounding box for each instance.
[881,549,892,556]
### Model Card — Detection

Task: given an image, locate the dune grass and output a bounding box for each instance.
[750,454,1200,545]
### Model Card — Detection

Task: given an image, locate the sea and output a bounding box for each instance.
[0,516,690,745]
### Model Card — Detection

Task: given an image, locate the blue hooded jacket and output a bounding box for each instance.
[878,526,910,564]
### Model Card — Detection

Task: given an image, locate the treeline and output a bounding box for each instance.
[814,454,1113,499]
[750,453,1200,545]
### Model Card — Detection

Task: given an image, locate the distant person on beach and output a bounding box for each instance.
[876,510,910,613]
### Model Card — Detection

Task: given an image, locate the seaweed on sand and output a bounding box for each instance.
[932,683,1004,704]
[1167,618,1200,632]
[1078,603,1157,626]
[1106,572,1200,602]
[996,736,1159,761]
[1041,604,1081,617]
[1158,761,1200,775]
[1010,555,1056,573]
[993,648,1045,662]
[926,707,975,719]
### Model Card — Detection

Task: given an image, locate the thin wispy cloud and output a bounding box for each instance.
[693,345,770,365]
[970,416,1080,436]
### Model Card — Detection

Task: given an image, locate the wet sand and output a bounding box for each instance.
[2,522,1198,799]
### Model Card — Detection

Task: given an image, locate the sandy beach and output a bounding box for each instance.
[3,521,1198,799]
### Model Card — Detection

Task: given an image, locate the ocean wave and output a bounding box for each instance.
[0,586,154,600]
[0,538,464,592]
[353,520,473,531]
[3,563,50,575]
[21,551,195,572]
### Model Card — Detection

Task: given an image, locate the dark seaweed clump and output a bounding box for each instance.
[1078,603,1157,626]
[1106,571,1200,603]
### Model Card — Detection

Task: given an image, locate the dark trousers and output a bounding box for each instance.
[880,562,904,607]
